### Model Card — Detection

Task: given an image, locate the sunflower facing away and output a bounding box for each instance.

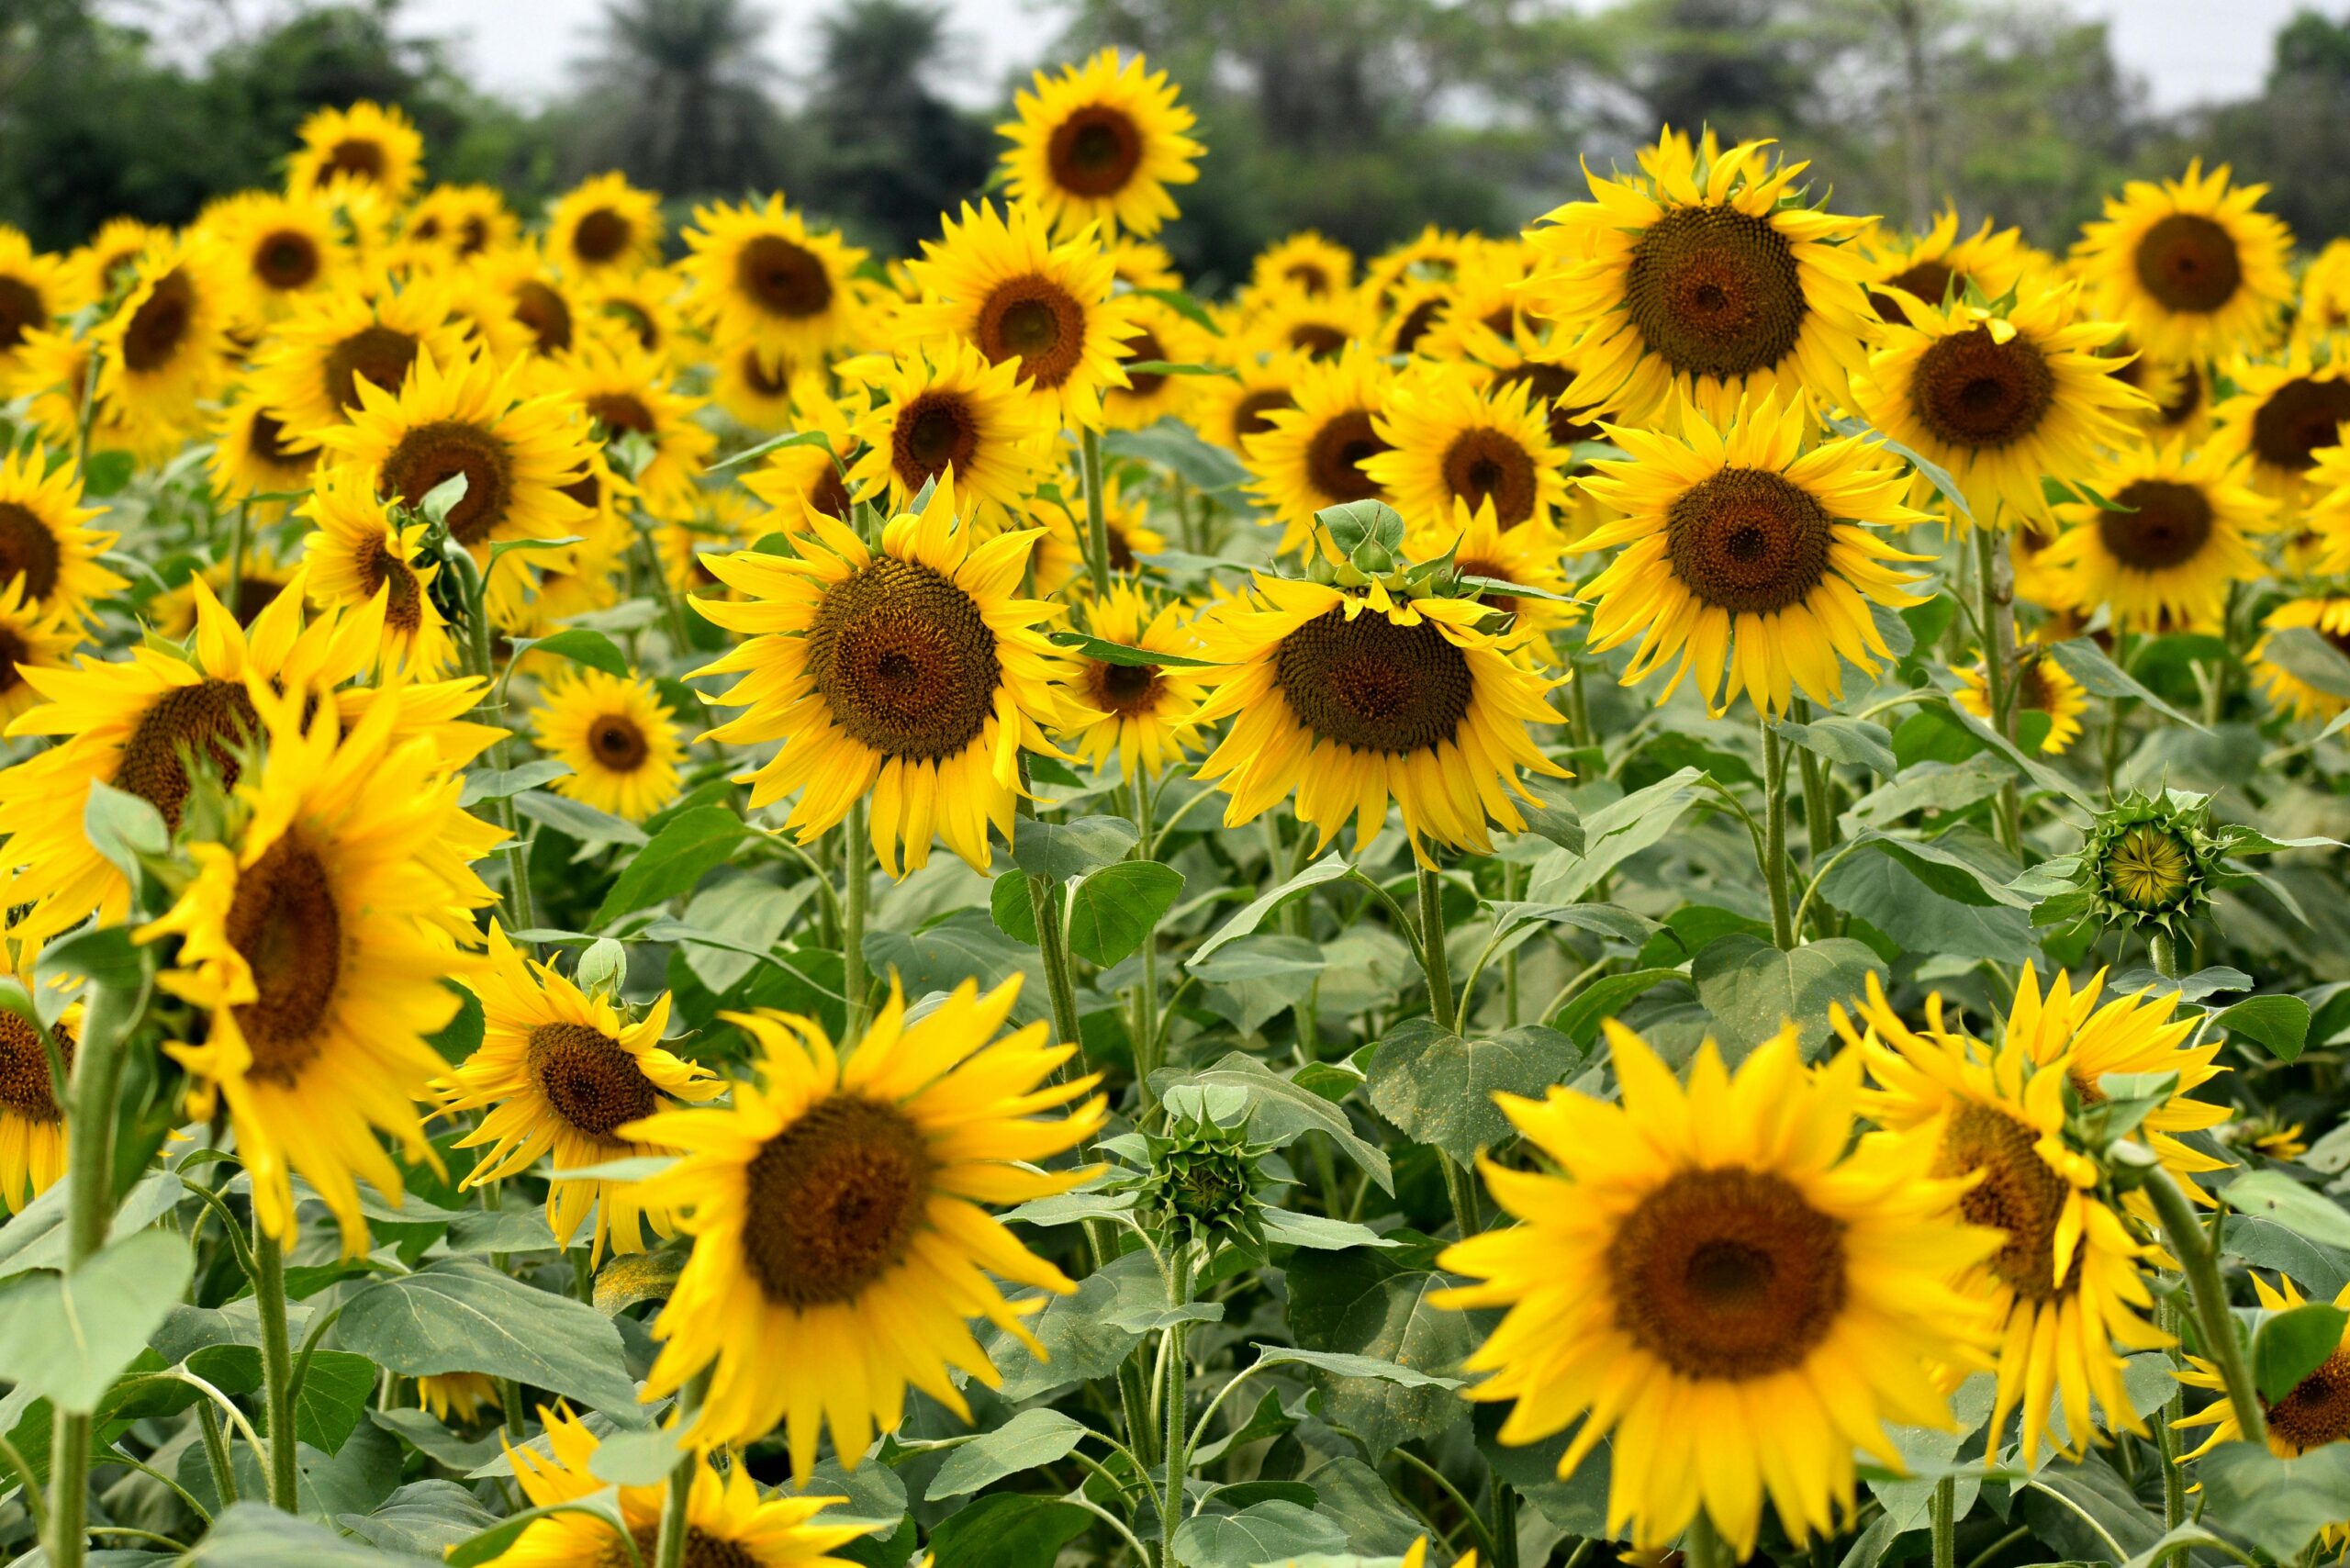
[843,336,1060,526]
[1438,1023,1995,1555]
[1056,580,1206,779]
[530,666,686,823]
[547,171,665,277]
[692,479,1091,877]
[628,976,1105,1469]
[287,100,425,202]
[1243,342,1397,554]
[2176,1273,2350,1464]
[0,443,126,628]
[440,924,720,1262]
[139,683,501,1250]
[2038,439,2272,632]
[2073,161,2293,363]
[1955,647,2088,755]
[998,47,1203,241]
[1836,969,2174,1466]
[682,196,869,363]
[1364,366,1572,533]
[1576,391,1930,717]
[0,943,79,1214]
[1518,130,1876,423]
[298,461,456,676]
[488,1403,862,1568]
[2251,597,2350,722]
[1191,576,1566,864]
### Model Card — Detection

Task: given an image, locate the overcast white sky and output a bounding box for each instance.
[111,0,2332,114]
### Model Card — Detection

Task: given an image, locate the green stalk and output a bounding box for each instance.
[1973,526,2022,855]
[650,1434,696,1568]
[2148,930,2180,981]
[1686,1506,1731,1568]
[1158,1245,1195,1562]
[1930,1475,1956,1568]
[224,501,250,622]
[196,1404,239,1509]
[1790,698,1837,877]
[1131,780,1163,1104]
[453,547,536,935]
[1416,867,1482,1237]
[1080,428,1113,592]
[2143,1167,2267,1447]
[252,1230,299,1511]
[1026,875,1085,1055]
[842,797,869,1045]
[1761,722,1796,951]
[2156,1295,2186,1533]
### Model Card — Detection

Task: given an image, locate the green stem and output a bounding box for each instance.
[2157,1295,2186,1533]
[253,1230,299,1512]
[1930,1475,1956,1568]
[225,501,249,621]
[196,1404,238,1508]
[1080,428,1113,593]
[453,547,536,935]
[1762,722,1796,951]
[1566,644,1596,754]
[1158,1247,1193,1561]
[1973,525,2022,855]
[842,796,869,1045]
[651,1372,708,1568]
[1686,1506,1732,1568]
[2143,1167,2266,1447]
[1491,1475,1521,1568]
[1791,698,1838,877]
[2149,930,2180,980]
[1500,860,1523,1029]
[1416,865,1482,1237]
[1132,781,1163,1106]
[1026,875,1085,1054]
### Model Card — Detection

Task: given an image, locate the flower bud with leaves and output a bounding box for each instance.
[1127,1101,1279,1254]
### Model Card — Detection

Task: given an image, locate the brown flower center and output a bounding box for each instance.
[245,409,310,472]
[891,391,979,489]
[510,281,573,354]
[114,679,261,831]
[571,208,632,263]
[2133,214,2242,315]
[1909,325,2055,451]
[1442,427,1539,526]
[1392,297,1445,354]
[737,236,833,319]
[2249,376,2350,474]
[1288,322,1348,359]
[588,712,650,772]
[976,274,1086,389]
[610,1524,761,1568]
[359,536,424,636]
[740,1095,932,1309]
[1285,262,1331,296]
[1304,409,1390,504]
[1230,388,1294,443]
[739,347,792,398]
[1869,257,1962,325]
[1455,555,1516,617]
[120,267,196,373]
[1273,606,1473,755]
[1492,362,1602,448]
[1121,330,1169,399]
[323,139,386,181]
[253,230,320,291]
[1623,206,1807,380]
[0,275,44,352]
[2099,479,2213,571]
[600,299,658,353]
[1607,1168,1848,1380]
[587,393,655,437]
[0,625,25,697]
[378,420,515,546]
[2266,1350,2350,1454]
[324,325,420,415]
[229,575,285,627]
[1665,466,1833,615]
[1046,106,1143,197]
[225,834,344,1083]
[1941,1102,2076,1301]
[1087,656,1163,716]
[0,503,62,602]
[527,1021,659,1140]
[0,1010,70,1123]
[807,557,1001,761]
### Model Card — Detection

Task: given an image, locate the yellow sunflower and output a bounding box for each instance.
[245,274,470,443]
[1234,282,1379,363]
[693,480,1091,877]
[1243,342,1397,554]
[1190,347,1302,454]
[1412,495,1579,641]
[2073,161,2294,363]
[0,226,72,376]
[1518,130,1876,422]
[998,47,1203,241]
[298,461,456,676]
[92,232,236,435]
[68,217,168,307]
[400,184,517,264]
[2251,597,2350,722]
[1102,295,1202,431]
[549,326,715,521]
[547,171,664,278]
[2104,344,2208,440]
[0,577,79,729]
[2212,342,2350,501]
[1055,580,1206,778]
[1031,476,1167,599]
[151,543,298,638]
[1438,1023,1995,1555]
[711,340,820,431]
[1106,237,1181,292]
[1410,243,1534,367]
[661,485,763,599]
[415,1373,501,1428]
[628,976,1104,1466]
[1382,275,1460,357]
[1363,365,1571,532]
[139,682,500,1251]
[1192,577,1565,863]
[441,924,720,1262]
[2038,440,2272,632]
[209,389,320,511]
[740,391,858,538]
[530,666,686,823]
[1955,647,2088,755]
[1249,231,1356,299]
[464,245,585,359]
[2177,1273,2350,1466]
[2300,239,2350,343]
[489,1404,862,1567]
[1835,969,2176,1467]
[1576,391,1930,718]
[286,100,425,203]
[1852,281,2147,525]
[1863,208,2037,327]
[0,443,126,628]
[683,196,868,362]
[0,941,79,1214]
[902,199,1141,430]
[205,190,349,327]
[579,266,688,365]
[843,336,1060,526]
[4,325,181,466]
[1364,224,1475,308]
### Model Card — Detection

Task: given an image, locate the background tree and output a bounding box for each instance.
[568,0,787,197]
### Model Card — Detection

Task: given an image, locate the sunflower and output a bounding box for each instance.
[0,578,79,729]
[298,461,456,675]
[1102,295,1201,431]
[0,443,126,628]
[1191,347,1302,454]
[1852,282,2147,525]
[1054,581,1205,779]
[1363,224,1475,308]
[1243,342,1397,554]
[1192,577,1565,863]
[2300,239,2350,343]
[1410,243,1534,367]
[1438,1022,1995,1555]
[0,227,71,376]
[2073,161,2293,363]
[139,683,499,1251]
[1105,237,1181,292]
[2038,440,2271,632]
[489,1404,863,1568]
[92,232,236,435]
[741,392,859,538]
[498,503,632,643]
[1414,495,1578,640]
[4,326,181,466]
[2212,343,2350,500]
[998,47,1203,241]
[550,326,715,521]
[843,337,1060,526]
[400,184,517,264]
[2177,1273,2350,1465]
[629,976,1104,1465]
[531,666,686,823]
[1576,391,1930,718]
[902,200,1140,430]
[286,100,425,203]
[547,171,664,278]
[1863,209,2036,327]
[1382,275,1460,357]
[2251,597,2350,722]
[206,190,348,327]
[1955,647,2088,755]
[693,480,1090,877]
[1518,130,1876,422]
[580,267,688,365]
[1248,230,1355,299]
[209,389,320,511]
[1031,475,1167,598]
[414,1373,501,1428]
[440,924,719,1262]
[1835,969,2175,1467]
[68,217,169,307]
[1363,366,1571,532]
[661,486,762,600]
[465,246,584,359]
[151,543,298,638]
[711,341,819,431]
[2103,344,2207,439]
[1234,283,1379,363]
[245,275,470,444]
[683,196,868,363]
[0,942,79,1214]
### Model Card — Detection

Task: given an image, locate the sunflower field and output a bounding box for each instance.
[3,40,2350,1568]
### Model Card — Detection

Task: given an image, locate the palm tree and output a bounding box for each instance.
[800,0,991,252]
[572,0,784,196]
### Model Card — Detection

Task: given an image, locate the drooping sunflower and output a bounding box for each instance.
[205,190,349,327]
[245,275,470,443]
[998,48,1203,241]
[1190,348,1302,454]
[286,100,425,203]
[843,337,1060,526]
[1835,969,2174,1467]
[682,196,868,362]
[489,1404,863,1568]
[0,227,72,376]
[547,171,664,278]
[400,184,517,264]
[1249,231,1356,300]
[1030,476,1167,598]
[1055,581,1206,779]
[1862,209,2037,327]
[414,1373,501,1428]
[2038,440,2271,632]
[209,389,320,511]
[0,942,79,1214]
[1518,130,1877,422]
[441,924,720,1262]
[2212,343,2350,500]
[139,684,500,1250]
[1363,366,1571,532]
[531,666,686,823]
[2250,597,2350,722]
[1438,1023,1996,1556]
[0,578,79,729]
[693,480,1091,877]
[549,326,715,521]
[1576,391,1930,718]
[1243,342,1397,554]
[0,444,126,628]
[1955,647,2088,755]
[2073,161,2293,363]
[2176,1273,2350,1467]
[628,976,1104,1467]
[92,233,236,435]
[1851,282,2148,525]
[298,461,456,676]
[1191,577,1566,863]
[903,200,1141,430]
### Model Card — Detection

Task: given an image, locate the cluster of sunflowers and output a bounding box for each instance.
[0,38,2347,1568]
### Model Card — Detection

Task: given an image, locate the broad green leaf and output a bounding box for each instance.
[2042,636,2207,731]
[340,1479,503,1559]
[1774,715,1897,777]
[522,626,632,678]
[864,913,1049,1025]
[0,1227,192,1413]
[926,1407,1091,1498]
[1285,1246,1472,1456]
[83,778,167,884]
[984,1248,1158,1400]
[1484,901,1660,946]
[80,448,135,498]
[1011,813,1140,879]
[989,870,1039,946]
[1526,768,1707,904]
[1046,630,1216,668]
[1260,1208,1396,1251]
[1248,1345,1464,1389]
[2213,993,2311,1061]
[1819,839,2038,963]
[2252,1301,2350,1404]
[2260,626,2350,700]
[588,1424,687,1485]
[460,757,572,805]
[927,1494,1091,1568]
[1067,860,1183,967]
[292,1349,379,1455]
[183,1501,397,1565]
[370,1407,505,1473]
[2195,1440,2350,1560]
[1192,855,1354,966]
[1366,1018,1585,1163]
[337,1259,642,1416]
[1154,1051,1392,1193]
[1690,935,1889,1060]
[593,804,747,924]
[1102,420,1251,492]
[512,788,649,847]
[1553,968,1690,1046]
[2222,1170,2350,1250]
[1172,1500,1347,1568]
[1842,755,2013,831]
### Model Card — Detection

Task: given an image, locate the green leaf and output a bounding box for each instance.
[1316,498,1405,556]
[2259,626,2350,700]
[2252,1301,2349,1404]
[593,805,746,924]
[1248,1345,1464,1390]
[39,922,146,992]
[1823,414,1973,521]
[1046,630,1217,668]
[985,1249,1157,1399]
[1260,1208,1396,1251]
[370,1407,505,1473]
[459,758,572,805]
[445,1488,634,1566]
[80,448,135,498]
[185,1501,398,1565]
[1192,855,1354,966]
[927,1495,1091,1568]
[340,1479,503,1559]
[0,1227,191,1413]
[1010,813,1140,879]
[1774,715,1897,777]
[586,1425,686,1486]
[1366,1018,1584,1164]
[2213,993,2311,1061]
[520,627,632,679]
[83,778,167,884]
[1526,768,1707,904]
[707,426,841,474]
[864,914,1049,1026]
[1552,968,1689,1047]
[1136,287,1224,336]
[487,533,583,569]
[1067,861,1183,966]
[1485,901,1660,946]
[2042,637,2208,731]
[512,788,648,847]
[1285,1246,1472,1457]
[1819,839,2038,964]
[1102,420,1251,492]
[2196,1440,2350,1560]
[293,1350,379,1454]
[420,471,470,525]
[1843,755,2013,831]
[2222,1170,2350,1250]
[1172,1500,1348,1568]
[337,1259,642,1416]
[989,871,1039,946]
[926,1407,1091,1498]
[1691,935,1889,1061]
[1154,1052,1392,1193]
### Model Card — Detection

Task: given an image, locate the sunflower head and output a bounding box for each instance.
[1130,1106,1276,1252]
[548,171,664,276]
[998,48,1203,240]
[2041,788,2232,939]
[2072,160,2294,363]
[286,100,425,203]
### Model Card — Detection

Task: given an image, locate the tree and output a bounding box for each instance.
[2198,9,2350,246]
[793,0,993,254]
[570,0,786,198]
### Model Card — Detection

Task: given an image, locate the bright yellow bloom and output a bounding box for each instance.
[997,48,1203,240]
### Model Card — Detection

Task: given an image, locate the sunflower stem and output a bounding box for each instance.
[2157,1294,2187,1534]
[453,545,537,937]
[1972,525,2022,856]
[225,500,249,621]
[1687,1506,1733,1568]
[842,796,869,1045]
[1158,1245,1193,1565]
[1790,698,1838,883]
[1761,721,1796,951]
[1080,427,1113,594]
[650,1424,697,1568]
[2148,929,2179,980]
[1930,1475,1956,1568]
[1416,866,1454,1025]
[196,1402,239,1510]
[1132,779,1163,1107]
[2143,1166,2266,1448]
[252,1229,300,1512]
